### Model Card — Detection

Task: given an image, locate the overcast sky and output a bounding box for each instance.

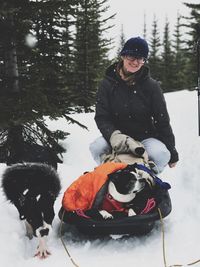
[106,0,200,56]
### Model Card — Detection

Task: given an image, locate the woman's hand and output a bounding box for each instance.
[168,162,177,168]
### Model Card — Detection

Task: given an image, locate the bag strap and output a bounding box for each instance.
[135,163,171,190]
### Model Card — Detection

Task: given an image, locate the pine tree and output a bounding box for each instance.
[72,0,114,112]
[183,2,200,90]
[172,13,188,90]
[161,18,176,92]
[116,24,126,58]
[143,13,147,39]
[62,1,78,96]
[148,15,162,82]
[0,0,86,164]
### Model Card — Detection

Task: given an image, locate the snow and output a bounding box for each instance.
[25,34,38,48]
[1,90,200,267]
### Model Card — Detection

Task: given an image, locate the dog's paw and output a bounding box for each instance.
[25,220,34,240]
[34,246,51,259]
[99,210,113,219]
[35,224,52,259]
[128,208,136,217]
[34,237,51,259]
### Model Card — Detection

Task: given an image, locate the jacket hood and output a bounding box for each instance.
[104,62,150,84]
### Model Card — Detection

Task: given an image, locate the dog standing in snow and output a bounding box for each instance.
[1,163,61,259]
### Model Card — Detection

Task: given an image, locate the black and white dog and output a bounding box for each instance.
[81,165,154,220]
[1,163,61,259]
[96,165,153,219]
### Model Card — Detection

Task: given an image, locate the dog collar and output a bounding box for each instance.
[108,181,136,203]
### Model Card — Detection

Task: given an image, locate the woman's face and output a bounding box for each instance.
[122,56,145,73]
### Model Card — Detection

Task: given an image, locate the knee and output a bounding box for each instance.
[89,137,111,164]
[89,139,102,155]
[153,148,170,163]
[151,149,171,173]
[89,137,110,155]
[89,141,96,154]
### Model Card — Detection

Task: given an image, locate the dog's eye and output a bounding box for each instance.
[138,178,146,183]
[128,179,136,186]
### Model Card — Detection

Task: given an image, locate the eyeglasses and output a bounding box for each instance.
[124,56,146,64]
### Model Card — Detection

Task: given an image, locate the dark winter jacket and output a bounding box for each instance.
[95,63,179,163]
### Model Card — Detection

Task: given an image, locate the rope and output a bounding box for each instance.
[158,208,168,267]
[59,209,80,267]
[188,260,200,266]
[158,208,200,267]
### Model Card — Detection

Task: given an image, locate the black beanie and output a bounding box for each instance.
[120,37,149,59]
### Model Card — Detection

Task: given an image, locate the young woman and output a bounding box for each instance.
[90,37,178,173]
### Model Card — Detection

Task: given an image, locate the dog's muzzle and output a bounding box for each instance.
[132,178,146,193]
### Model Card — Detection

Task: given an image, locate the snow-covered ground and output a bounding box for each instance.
[1,90,200,267]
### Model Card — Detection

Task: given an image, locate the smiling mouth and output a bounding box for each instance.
[129,63,139,67]
[132,182,145,194]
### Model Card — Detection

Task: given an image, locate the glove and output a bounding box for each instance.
[110,130,129,153]
[110,130,146,158]
[126,137,145,156]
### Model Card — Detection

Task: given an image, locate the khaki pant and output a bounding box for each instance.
[89,136,170,174]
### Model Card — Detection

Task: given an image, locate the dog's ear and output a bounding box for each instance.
[108,171,120,182]
[108,164,137,181]
[122,164,137,173]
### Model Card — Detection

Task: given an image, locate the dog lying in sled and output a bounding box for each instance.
[59,134,172,236]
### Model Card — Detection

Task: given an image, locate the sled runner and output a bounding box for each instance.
[58,163,172,236]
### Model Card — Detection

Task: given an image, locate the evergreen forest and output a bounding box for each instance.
[0,0,199,162]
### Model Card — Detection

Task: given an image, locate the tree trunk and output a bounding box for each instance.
[4,12,19,93]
